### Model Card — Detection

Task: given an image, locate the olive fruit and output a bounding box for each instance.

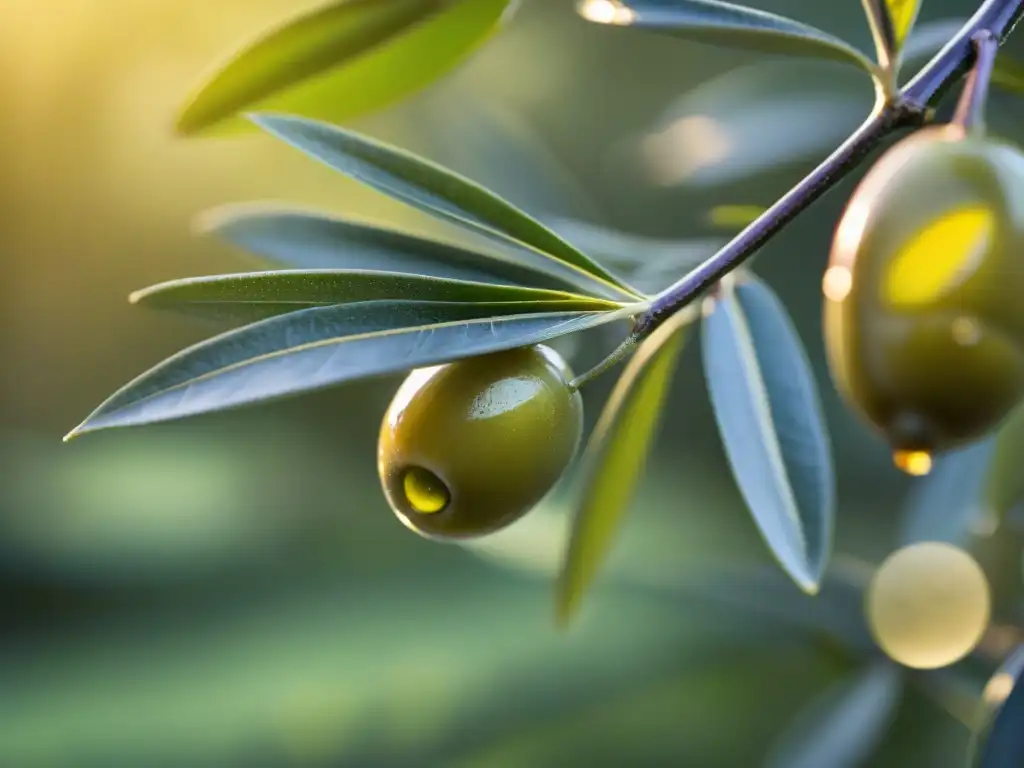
[865,541,991,670]
[825,125,1024,465]
[378,345,583,540]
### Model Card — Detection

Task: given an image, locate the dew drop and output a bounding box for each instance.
[893,449,933,476]
[402,466,450,515]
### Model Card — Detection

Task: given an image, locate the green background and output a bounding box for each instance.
[2,0,1023,764]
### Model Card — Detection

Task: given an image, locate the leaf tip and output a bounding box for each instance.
[191,206,229,236]
[172,105,201,138]
[63,419,95,443]
[246,111,289,134]
[553,566,581,628]
[553,594,578,630]
[790,565,823,596]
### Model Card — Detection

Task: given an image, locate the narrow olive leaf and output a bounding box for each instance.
[555,307,694,626]
[65,302,636,440]
[898,438,997,548]
[578,0,877,75]
[684,558,875,652]
[860,0,921,69]
[764,661,903,768]
[635,62,869,188]
[198,204,613,297]
[129,269,622,323]
[860,0,898,71]
[984,404,1024,522]
[544,217,722,270]
[886,0,922,53]
[176,0,514,136]
[543,216,723,293]
[248,114,639,299]
[412,89,604,222]
[970,645,1024,767]
[702,277,835,593]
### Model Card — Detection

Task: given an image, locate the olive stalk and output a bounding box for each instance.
[952,31,1001,132]
[629,0,1024,342]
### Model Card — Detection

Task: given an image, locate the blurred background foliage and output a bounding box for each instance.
[4,0,1024,765]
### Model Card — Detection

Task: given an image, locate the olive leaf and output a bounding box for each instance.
[885,0,922,53]
[984,404,1024,524]
[129,270,624,324]
[555,307,694,625]
[412,89,604,223]
[887,0,922,49]
[578,0,878,75]
[176,0,515,136]
[701,276,835,594]
[249,113,638,300]
[655,558,875,652]
[859,0,921,70]
[544,216,724,294]
[636,62,869,187]
[764,661,904,768]
[969,645,1024,767]
[543,217,721,270]
[64,301,636,440]
[898,438,997,548]
[199,205,620,299]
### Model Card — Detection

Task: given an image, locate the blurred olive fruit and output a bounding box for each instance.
[865,541,991,670]
[378,345,583,540]
[824,125,1024,472]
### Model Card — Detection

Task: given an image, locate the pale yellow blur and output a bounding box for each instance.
[866,542,991,670]
[577,0,636,25]
[822,265,853,303]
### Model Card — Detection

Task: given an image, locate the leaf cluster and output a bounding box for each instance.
[67,0,1024,763]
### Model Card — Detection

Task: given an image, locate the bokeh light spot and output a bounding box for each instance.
[866,541,991,669]
[893,450,933,477]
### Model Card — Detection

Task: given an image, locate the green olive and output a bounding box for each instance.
[377,345,583,540]
[824,125,1024,462]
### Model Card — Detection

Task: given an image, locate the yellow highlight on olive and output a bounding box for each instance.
[880,207,991,309]
[402,466,450,514]
[866,541,991,670]
[882,206,993,308]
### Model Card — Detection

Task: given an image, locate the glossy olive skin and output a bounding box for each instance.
[378,345,583,540]
[825,126,1024,454]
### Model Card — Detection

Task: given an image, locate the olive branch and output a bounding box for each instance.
[62,1,1024,762]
